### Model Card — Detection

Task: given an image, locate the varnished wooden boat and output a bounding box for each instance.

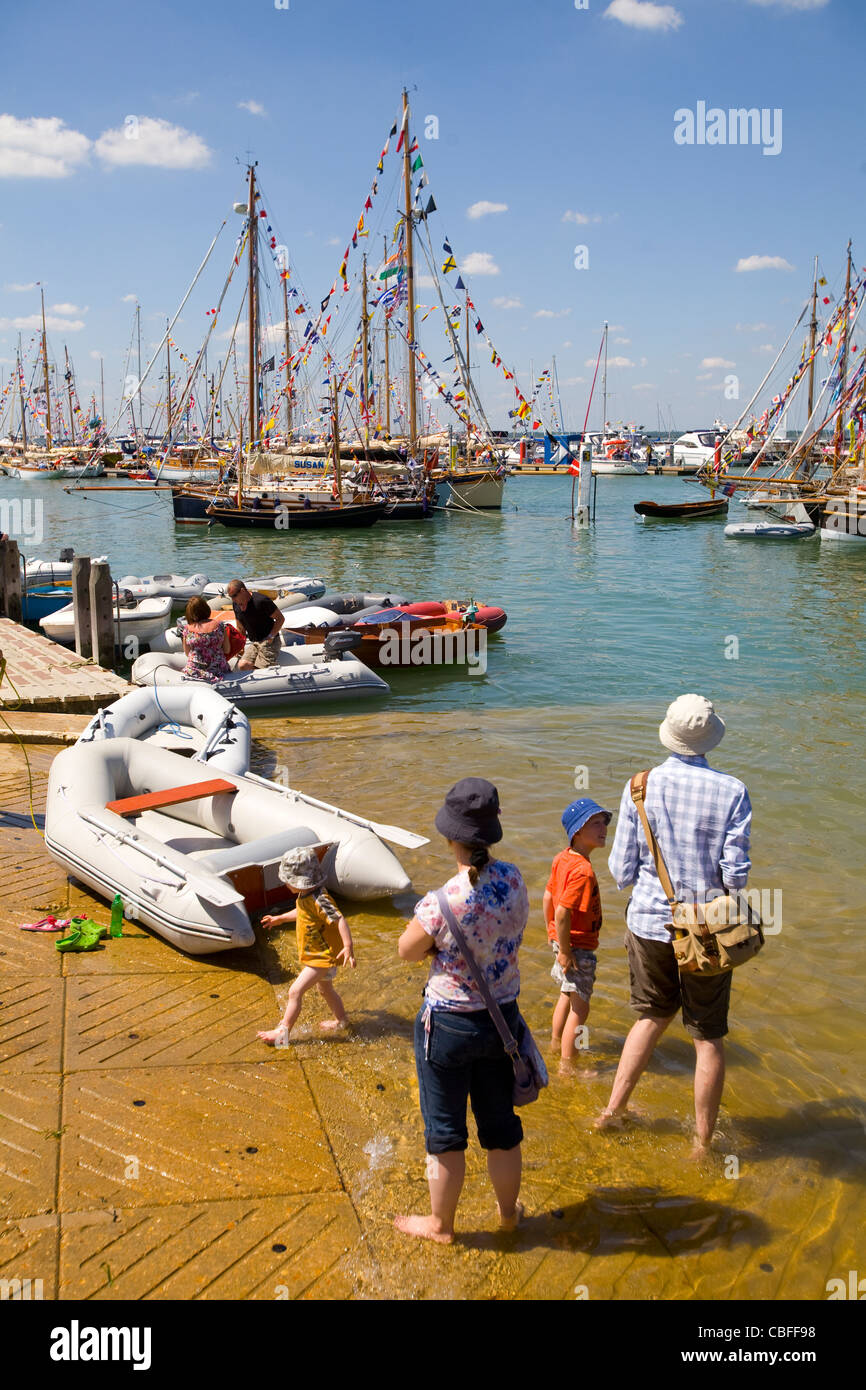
[634,499,728,519]
[206,499,386,529]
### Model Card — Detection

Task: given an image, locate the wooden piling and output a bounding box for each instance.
[72,556,92,659]
[0,539,22,624]
[89,560,115,668]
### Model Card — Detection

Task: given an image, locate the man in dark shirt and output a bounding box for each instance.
[226,579,285,670]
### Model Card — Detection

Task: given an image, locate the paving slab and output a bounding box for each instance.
[60,1064,340,1211]
[0,618,130,712]
[0,711,89,744]
[0,976,64,1073]
[0,1214,58,1300]
[0,1073,62,1221]
[59,1193,364,1301]
[63,970,280,1070]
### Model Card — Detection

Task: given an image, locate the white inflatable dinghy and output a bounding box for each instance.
[40,594,173,645]
[45,738,415,953]
[76,684,251,776]
[116,572,210,604]
[130,641,389,710]
[724,522,815,540]
[202,575,325,603]
[23,553,107,587]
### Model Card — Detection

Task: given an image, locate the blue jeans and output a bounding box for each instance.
[414,1002,525,1155]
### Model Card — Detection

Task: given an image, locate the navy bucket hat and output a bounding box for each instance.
[561,797,612,842]
[434,777,503,846]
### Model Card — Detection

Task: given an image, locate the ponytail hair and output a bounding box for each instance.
[467,845,490,887]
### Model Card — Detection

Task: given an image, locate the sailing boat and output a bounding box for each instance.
[584,323,648,476]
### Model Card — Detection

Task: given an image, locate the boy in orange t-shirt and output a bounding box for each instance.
[544,798,612,1065]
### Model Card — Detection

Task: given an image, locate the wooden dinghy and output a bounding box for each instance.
[634,499,729,519]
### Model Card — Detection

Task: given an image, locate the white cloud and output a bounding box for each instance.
[238,100,266,117]
[562,340,572,348]
[121,293,138,303]
[417,273,437,288]
[535,308,571,319]
[325,236,341,246]
[735,255,794,272]
[696,372,713,381]
[4,281,36,292]
[586,354,633,368]
[604,0,684,32]
[701,356,735,368]
[0,115,90,178]
[562,210,602,224]
[614,336,631,344]
[95,117,211,170]
[608,324,626,332]
[493,296,522,309]
[563,376,586,386]
[460,252,500,276]
[50,302,85,316]
[736,321,772,332]
[756,343,776,353]
[633,382,657,391]
[89,349,103,359]
[0,313,85,332]
[639,356,648,367]
[467,200,508,220]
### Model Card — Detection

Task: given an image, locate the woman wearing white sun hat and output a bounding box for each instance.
[598,695,752,1155]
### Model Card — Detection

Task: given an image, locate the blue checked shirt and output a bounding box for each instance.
[608,754,752,943]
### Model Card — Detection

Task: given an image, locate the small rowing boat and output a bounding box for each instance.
[634,499,729,519]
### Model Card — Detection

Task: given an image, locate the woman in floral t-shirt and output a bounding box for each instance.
[395,777,529,1245]
[181,596,231,685]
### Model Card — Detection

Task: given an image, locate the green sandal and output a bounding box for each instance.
[55,919,108,953]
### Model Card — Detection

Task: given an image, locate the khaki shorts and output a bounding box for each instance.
[624,929,732,1041]
[242,634,281,667]
[550,941,597,1002]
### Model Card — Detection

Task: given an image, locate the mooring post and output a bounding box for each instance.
[89,560,115,668]
[0,539,22,623]
[72,556,92,658]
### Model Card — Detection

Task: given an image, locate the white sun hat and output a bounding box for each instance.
[659,694,726,756]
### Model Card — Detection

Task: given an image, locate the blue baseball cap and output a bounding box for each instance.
[561,798,612,841]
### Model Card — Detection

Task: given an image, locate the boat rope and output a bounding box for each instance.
[151,665,192,743]
[0,656,42,835]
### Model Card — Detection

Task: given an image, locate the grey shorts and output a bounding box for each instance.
[550,941,597,1002]
[242,634,281,667]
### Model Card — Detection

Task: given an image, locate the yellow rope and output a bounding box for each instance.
[0,657,43,835]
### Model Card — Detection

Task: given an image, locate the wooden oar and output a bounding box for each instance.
[242,771,429,850]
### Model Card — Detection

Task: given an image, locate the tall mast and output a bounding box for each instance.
[282,270,292,441]
[401,89,418,451]
[100,356,105,430]
[833,240,853,468]
[807,256,818,419]
[40,287,52,450]
[16,340,27,451]
[465,287,471,463]
[247,163,258,462]
[331,372,343,505]
[64,346,76,444]
[165,320,172,442]
[361,252,371,448]
[383,234,391,436]
[601,321,608,435]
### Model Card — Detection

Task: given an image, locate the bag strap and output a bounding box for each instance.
[434,889,520,1062]
[629,770,678,908]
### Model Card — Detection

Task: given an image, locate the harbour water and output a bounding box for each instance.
[7,471,866,1298]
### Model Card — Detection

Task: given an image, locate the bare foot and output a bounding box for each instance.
[496,1200,524,1232]
[319,1017,346,1031]
[594,1107,628,1130]
[690,1137,714,1162]
[257,1027,289,1047]
[393,1214,453,1245]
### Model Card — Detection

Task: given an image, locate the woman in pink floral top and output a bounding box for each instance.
[395,777,529,1245]
[181,596,231,684]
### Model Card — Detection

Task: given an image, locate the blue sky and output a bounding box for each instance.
[1,0,863,433]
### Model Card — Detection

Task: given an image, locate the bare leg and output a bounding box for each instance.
[394,1150,465,1244]
[551,992,570,1047]
[561,995,589,1060]
[236,658,254,671]
[256,966,320,1045]
[692,1037,725,1153]
[487,1145,522,1228]
[595,1015,671,1127]
[316,978,347,1030]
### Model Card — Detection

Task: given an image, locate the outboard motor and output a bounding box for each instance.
[119,588,137,609]
[323,630,362,660]
[59,547,74,562]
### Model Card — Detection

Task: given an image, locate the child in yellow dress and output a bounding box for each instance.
[256,846,356,1046]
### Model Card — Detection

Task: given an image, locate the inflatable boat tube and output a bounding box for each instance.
[40,595,173,645]
[76,684,251,776]
[130,646,389,710]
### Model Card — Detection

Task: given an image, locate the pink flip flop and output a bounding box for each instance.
[20,916,74,933]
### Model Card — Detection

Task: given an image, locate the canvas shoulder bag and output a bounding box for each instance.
[629,771,764,976]
[435,889,548,1105]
